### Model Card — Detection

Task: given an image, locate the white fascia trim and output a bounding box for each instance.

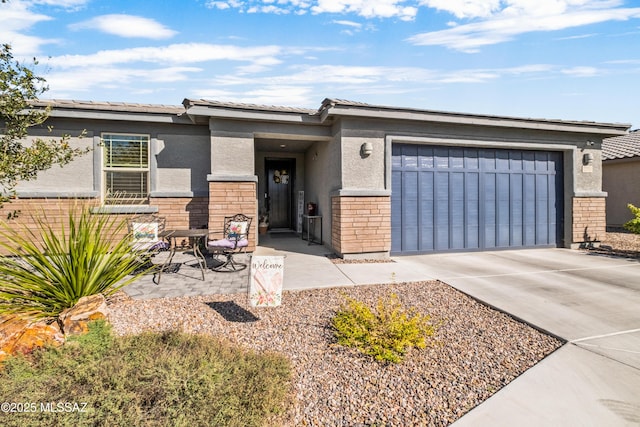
[47,110,191,124]
[16,191,100,198]
[386,135,575,151]
[207,174,258,182]
[327,107,630,135]
[90,205,158,214]
[188,106,322,124]
[331,189,391,197]
[150,191,209,198]
[574,192,608,197]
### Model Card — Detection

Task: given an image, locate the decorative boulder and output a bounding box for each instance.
[0,315,65,362]
[58,294,108,336]
[0,294,110,362]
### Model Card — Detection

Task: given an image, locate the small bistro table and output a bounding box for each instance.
[302,215,322,245]
[156,229,208,283]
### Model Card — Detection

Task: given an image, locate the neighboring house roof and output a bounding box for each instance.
[603,131,640,161]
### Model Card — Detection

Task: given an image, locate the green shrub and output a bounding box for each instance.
[0,202,144,319]
[624,203,640,234]
[332,293,437,363]
[0,320,292,427]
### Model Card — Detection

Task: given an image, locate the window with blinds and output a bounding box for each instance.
[102,134,150,204]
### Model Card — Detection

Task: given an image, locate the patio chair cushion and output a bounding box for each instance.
[228,221,248,238]
[208,238,249,249]
[132,222,159,242]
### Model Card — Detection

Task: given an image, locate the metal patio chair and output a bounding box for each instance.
[207,213,252,272]
[127,214,170,272]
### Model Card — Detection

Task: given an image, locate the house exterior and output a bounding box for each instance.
[6,98,630,257]
[602,130,640,228]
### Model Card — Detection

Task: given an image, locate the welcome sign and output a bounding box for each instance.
[249,255,285,307]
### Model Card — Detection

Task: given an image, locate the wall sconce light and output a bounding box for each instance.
[361,142,373,157]
[583,153,594,165]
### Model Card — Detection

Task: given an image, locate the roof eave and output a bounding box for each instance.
[30,100,190,124]
[322,103,631,136]
[183,101,324,125]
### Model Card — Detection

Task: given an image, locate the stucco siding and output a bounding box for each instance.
[156,133,210,195]
[15,129,95,195]
[603,158,640,227]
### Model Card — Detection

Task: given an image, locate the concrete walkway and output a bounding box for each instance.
[123,236,640,426]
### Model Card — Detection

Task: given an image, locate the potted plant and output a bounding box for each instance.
[258,211,269,234]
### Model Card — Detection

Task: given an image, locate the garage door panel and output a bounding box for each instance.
[510,174,524,247]
[484,173,497,249]
[392,144,563,254]
[465,172,480,249]
[391,170,403,253]
[435,172,450,251]
[402,171,419,252]
[419,172,434,251]
[536,174,550,245]
[451,172,465,249]
[496,173,511,247]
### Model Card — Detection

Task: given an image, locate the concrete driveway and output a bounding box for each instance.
[369,249,640,426]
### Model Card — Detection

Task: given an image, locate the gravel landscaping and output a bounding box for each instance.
[108,281,562,426]
[585,230,640,259]
[106,230,640,426]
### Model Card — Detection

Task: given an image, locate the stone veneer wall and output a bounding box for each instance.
[572,197,606,245]
[331,196,391,258]
[149,196,208,230]
[0,197,210,254]
[208,181,257,252]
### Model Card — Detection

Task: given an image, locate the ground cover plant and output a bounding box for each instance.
[0,320,292,427]
[332,292,438,363]
[0,202,144,320]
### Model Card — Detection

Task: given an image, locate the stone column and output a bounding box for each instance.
[572,196,606,247]
[208,178,258,252]
[331,195,391,259]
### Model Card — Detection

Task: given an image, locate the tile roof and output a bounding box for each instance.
[33,99,185,115]
[603,131,640,160]
[183,99,318,115]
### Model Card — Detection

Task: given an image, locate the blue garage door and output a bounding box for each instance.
[391,145,563,254]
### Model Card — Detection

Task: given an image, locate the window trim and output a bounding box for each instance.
[101,132,151,204]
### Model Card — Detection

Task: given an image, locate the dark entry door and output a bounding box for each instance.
[266,159,294,229]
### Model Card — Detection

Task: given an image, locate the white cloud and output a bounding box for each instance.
[204,0,418,20]
[408,2,640,52]
[418,0,501,19]
[47,43,283,68]
[0,0,89,56]
[332,19,362,28]
[45,65,202,96]
[32,0,89,8]
[189,62,566,107]
[312,0,418,20]
[212,62,554,88]
[69,14,178,39]
[561,65,601,76]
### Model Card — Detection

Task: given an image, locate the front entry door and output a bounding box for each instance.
[266,159,294,229]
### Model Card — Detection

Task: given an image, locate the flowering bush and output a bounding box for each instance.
[332,293,438,363]
[624,204,640,235]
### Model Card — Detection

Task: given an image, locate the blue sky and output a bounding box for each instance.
[2,0,640,127]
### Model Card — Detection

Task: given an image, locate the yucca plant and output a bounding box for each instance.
[0,202,144,320]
